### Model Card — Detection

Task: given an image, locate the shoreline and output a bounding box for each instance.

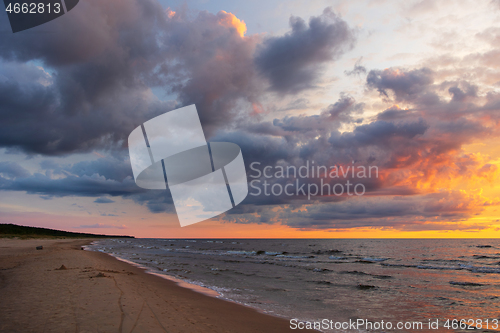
[100,250,290,320]
[86,241,303,322]
[103,252,222,298]
[0,238,315,332]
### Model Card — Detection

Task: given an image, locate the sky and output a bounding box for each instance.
[1,0,500,238]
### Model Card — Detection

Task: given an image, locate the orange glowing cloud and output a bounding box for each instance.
[217,11,247,37]
[166,8,175,18]
[377,150,500,194]
[252,102,264,114]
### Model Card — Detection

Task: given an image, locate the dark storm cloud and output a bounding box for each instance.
[94,197,115,204]
[39,152,134,182]
[0,3,355,155]
[0,0,272,154]
[225,190,489,230]
[0,155,142,198]
[0,0,173,154]
[324,93,364,122]
[447,82,478,103]
[238,94,363,141]
[366,67,434,102]
[130,190,176,213]
[0,0,167,66]
[164,10,262,135]
[0,172,140,197]
[254,8,356,94]
[0,161,30,178]
[0,0,360,163]
[0,154,176,212]
[0,3,354,154]
[328,120,429,149]
[1,68,492,222]
[213,64,498,229]
[279,98,310,111]
[68,154,133,182]
[344,58,366,77]
[213,130,294,169]
[214,85,476,188]
[0,166,176,213]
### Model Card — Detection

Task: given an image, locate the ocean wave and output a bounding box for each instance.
[468,267,500,274]
[311,268,332,273]
[311,249,343,255]
[361,257,389,262]
[416,265,463,270]
[226,250,257,255]
[357,284,377,290]
[473,255,500,259]
[449,281,484,286]
[276,255,315,259]
[340,270,392,279]
[328,256,349,260]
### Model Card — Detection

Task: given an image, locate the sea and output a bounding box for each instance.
[86,239,500,332]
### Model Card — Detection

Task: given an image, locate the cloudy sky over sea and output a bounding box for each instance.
[1,0,500,238]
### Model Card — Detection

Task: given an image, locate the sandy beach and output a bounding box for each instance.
[0,238,311,333]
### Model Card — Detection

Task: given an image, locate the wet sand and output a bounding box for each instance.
[0,238,312,332]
